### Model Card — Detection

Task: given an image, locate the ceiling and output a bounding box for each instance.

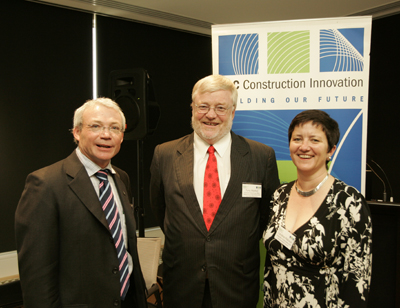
[27,0,400,35]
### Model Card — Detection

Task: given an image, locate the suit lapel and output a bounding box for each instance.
[113,172,136,235]
[64,152,109,231]
[174,132,251,234]
[175,134,208,234]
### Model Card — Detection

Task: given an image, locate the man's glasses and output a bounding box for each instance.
[195,104,233,116]
[85,124,123,135]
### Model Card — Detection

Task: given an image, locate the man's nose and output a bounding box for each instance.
[205,107,217,117]
[99,127,112,137]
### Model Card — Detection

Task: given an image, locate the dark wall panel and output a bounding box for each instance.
[367,14,400,203]
[96,15,212,229]
[0,0,211,253]
[1,0,93,253]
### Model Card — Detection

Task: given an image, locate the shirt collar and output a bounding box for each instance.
[75,147,116,177]
[193,131,231,158]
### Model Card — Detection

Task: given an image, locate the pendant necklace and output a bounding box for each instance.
[295,174,329,197]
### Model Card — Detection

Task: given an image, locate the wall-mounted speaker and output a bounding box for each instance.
[109,68,160,140]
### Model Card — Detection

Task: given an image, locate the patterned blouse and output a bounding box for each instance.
[263,179,372,308]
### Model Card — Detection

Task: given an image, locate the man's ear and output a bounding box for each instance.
[72,127,81,143]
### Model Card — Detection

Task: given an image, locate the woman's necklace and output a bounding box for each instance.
[295,174,329,197]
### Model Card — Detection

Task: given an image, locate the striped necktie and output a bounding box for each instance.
[95,169,130,299]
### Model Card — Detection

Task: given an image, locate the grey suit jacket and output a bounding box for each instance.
[15,151,147,308]
[150,132,280,308]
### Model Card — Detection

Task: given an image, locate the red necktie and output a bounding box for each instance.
[203,146,221,230]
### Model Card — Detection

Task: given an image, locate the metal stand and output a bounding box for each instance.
[136,139,145,237]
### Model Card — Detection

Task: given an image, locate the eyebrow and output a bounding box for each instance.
[89,120,121,125]
[292,133,323,138]
[198,101,227,106]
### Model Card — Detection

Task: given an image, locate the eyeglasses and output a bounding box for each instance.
[195,104,233,116]
[85,124,123,135]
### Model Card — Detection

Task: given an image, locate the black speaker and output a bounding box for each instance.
[109,68,160,140]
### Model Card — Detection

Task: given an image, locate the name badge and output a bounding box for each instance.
[275,225,296,250]
[242,183,262,198]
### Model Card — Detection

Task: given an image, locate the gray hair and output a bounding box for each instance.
[192,75,238,107]
[72,97,125,144]
[73,97,126,130]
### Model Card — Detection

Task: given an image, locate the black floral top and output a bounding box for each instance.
[263,179,372,308]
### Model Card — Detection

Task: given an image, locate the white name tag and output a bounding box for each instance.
[275,225,296,250]
[242,183,262,198]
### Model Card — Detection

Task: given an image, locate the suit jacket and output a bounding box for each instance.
[150,132,280,308]
[15,151,147,308]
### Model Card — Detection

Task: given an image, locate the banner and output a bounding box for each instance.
[212,17,372,193]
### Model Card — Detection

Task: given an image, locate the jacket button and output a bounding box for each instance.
[112,267,118,274]
[201,265,207,272]
[113,299,119,306]
[206,236,211,242]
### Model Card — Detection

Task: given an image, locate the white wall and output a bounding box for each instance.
[0,250,18,279]
[141,227,165,245]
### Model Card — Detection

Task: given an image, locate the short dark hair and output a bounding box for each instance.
[288,109,340,152]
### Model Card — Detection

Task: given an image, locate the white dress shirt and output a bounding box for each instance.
[75,148,133,275]
[193,132,232,212]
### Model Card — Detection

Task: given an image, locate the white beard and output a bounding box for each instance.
[191,114,233,144]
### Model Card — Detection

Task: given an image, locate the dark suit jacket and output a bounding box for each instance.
[15,151,147,308]
[150,132,280,308]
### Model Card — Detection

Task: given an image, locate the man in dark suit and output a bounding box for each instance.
[15,98,147,308]
[150,75,280,308]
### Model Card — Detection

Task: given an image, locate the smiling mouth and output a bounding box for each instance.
[299,155,312,158]
[97,144,112,148]
[203,122,218,126]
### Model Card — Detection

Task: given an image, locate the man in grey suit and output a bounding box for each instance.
[150,75,280,308]
[15,98,147,308]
